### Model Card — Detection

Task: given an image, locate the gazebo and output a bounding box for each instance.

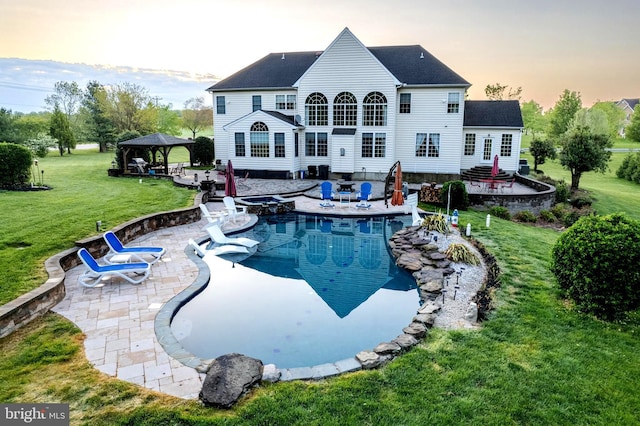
[118,133,195,175]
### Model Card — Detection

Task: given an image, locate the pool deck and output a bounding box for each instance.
[52,176,535,399]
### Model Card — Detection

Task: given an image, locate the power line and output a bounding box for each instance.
[0,82,54,93]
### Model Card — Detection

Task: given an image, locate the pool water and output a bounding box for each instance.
[171,213,419,369]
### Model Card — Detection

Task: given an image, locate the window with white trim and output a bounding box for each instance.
[305,92,328,126]
[305,132,328,157]
[234,133,245,157]
[274,133,285,158]
[428,133,440,157]
[447,92,460,113]
[501,134,513,156]
[252,95,261,112]
[464,133,476,156]
[399,93,411,113]
[250,122,269,157]
[333,92,357,126]
[362,133,386,158]
[415,133,428,157]
[276,94,296,110]
[363,92,387,126]
[216,96,225,114]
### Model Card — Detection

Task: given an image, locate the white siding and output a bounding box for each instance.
[460,127,522,173]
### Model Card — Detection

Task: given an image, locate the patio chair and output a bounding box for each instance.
[319,181,335,208]
[199,204,227,227]
[404,192,418,215]
[103,231,166,264]
[500,178,515,193]
[77,248,151,287]
[355,182,372,209]
[223,196,248,223]
[206,223,259,248]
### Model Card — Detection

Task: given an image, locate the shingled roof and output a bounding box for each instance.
[463,100,524,128]
[208,45,469,92]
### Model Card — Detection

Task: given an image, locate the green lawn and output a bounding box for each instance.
[1,148,639,425]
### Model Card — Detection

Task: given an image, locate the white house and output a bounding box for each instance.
[207,28,523,181]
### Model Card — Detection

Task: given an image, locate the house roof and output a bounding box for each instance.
[618,98,640,110]
[208,45,469,92]
[463,100,524,128]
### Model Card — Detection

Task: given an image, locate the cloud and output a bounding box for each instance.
[0,58,218,112]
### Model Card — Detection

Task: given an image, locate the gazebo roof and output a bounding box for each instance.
[118,133,194,148]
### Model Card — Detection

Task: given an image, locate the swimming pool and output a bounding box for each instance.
[171,213,418,369]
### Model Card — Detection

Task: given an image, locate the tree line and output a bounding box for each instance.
[485,83,636,190]
[0,80,213,157]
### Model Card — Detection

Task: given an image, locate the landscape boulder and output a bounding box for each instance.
[199,353,263,408]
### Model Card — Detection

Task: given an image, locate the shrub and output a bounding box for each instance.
[0,142,32,189]
[569,193,593,208]
[555,179,570,203]
[440,180,469,210]
[562,210,582,227]
[421,212,449,234]
[513,210,537,223]
[193,136,214,166]
[551,203,569,219]
[550,213,640,321]
[539,210,556,223]
[444,243,479,265]
[616,153,633,179]
[489,206,510,220]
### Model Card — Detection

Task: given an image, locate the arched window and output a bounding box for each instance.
[333,92,357,126]
[305,92,328,126]
[363,92,387,126]
[250,121,269,157]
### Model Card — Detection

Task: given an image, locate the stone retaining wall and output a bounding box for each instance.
[0,194,204,338]
[468,174,555,214]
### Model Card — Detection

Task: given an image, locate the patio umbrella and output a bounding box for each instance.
[225,160,237,197]
[391,162,404,206]
[491,155,500,178]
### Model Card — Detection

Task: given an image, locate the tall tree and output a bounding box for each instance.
[182,97,213,139]
[44,81,84,142]
[484,83,522,100]
[49,106,76,155]
[104,82,156,134]
[520,100,545,136]
[590,101,625,139]
[83,81,116,152]
[0,108,19,143]
[623,105,640,142]
[569,109,609,137]
[547,89,582,139]
[157,105,182,136]
[559,125,612,189]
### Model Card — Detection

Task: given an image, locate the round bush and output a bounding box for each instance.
[440,180,469,210]
[513,210,537,223]
[193,136,214,166]
[0,142,32,189]
[489,206,510,220]
[550,213,640,321]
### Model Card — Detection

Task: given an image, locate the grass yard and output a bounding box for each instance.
[1,148,639,424]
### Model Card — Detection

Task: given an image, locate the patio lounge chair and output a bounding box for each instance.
[355,182,372,209]
[188,238,207,258]
[209,244,250,256]
[77,248,151,287]
[223,196,248,223]
[103,231,166,264]
[206,223,259,248]
[199,204,227,227]
[319,181,335,208]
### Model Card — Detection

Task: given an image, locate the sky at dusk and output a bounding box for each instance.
[1,0,639,112]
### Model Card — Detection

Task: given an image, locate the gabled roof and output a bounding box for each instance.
[117,133,194,147]
[617,98,640,110]
[208,35,470,92]
[222,110,302,131]
[368,45,469,86]
[207,52,319,91]
[463,100,523,128]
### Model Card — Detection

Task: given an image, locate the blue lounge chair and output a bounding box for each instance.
[320,181,335,208]
[103,231,166,264]
[355,182,372,209]
[77,248,150,287]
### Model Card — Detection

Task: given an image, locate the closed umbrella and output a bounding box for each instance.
[225,160,237,197]
[391,162,404,206]
[491,155,499,178]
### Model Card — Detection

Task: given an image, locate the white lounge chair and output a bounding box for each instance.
[209,245,249,256]
[206,224,259,248]
[188,238,207,258]
[199,204,228,227]
[103,231,166,264]
[223,196,248,223]
[77,248,150,287]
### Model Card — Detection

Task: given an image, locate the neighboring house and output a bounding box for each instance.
[615,98,639,137]
[207,28,523,181]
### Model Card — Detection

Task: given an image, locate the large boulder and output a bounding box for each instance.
[199,353,263,408]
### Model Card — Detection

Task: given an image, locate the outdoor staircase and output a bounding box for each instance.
[460,166,512,182]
